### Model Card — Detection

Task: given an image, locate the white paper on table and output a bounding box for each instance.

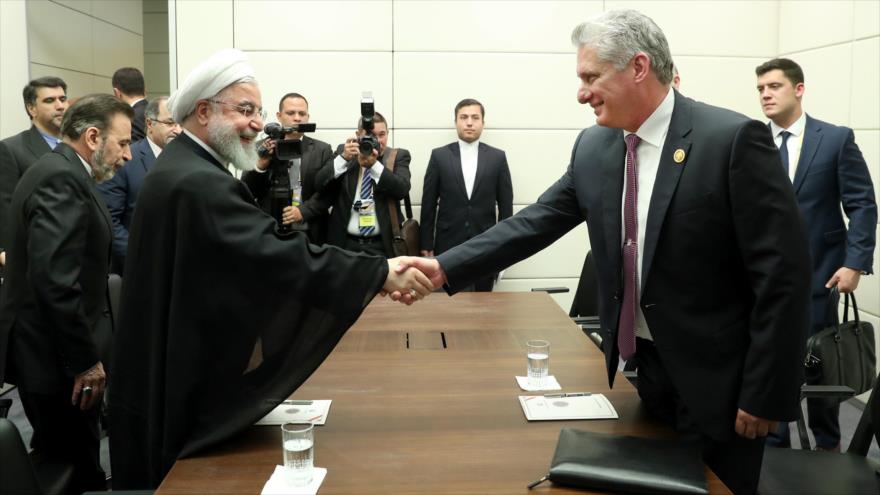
[518,394,618,420]
[261,466,327,495]
[515,375,562,391]
[255,400,332,426]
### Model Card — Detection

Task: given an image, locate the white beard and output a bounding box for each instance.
[207,115,258,172]
[91,142,116,183]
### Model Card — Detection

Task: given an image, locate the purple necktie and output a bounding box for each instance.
[618,133,641,360]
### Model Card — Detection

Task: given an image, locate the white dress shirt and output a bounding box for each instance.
[346,165,381,236]
[147,136,162,159]
[621,87,675,342]
[769,111,806,182]
[459,139,479,199]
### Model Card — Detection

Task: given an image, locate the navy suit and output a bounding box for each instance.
[420,141,513,291]
[437,92,811,493]
[770,114,877,449]
[97,138,156,273]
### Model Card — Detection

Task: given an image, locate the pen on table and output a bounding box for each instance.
[543,392,591,398]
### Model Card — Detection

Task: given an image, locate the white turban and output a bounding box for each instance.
[167,48,256,123]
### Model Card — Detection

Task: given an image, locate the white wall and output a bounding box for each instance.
[0,1,32,139]
[170,0,878,316]
[143,0,169,97]
[26,0,143,99]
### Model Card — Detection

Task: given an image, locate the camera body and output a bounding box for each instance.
[357,93,380,156]
[260,122,317,234]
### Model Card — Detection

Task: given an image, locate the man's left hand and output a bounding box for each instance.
[282,206,303,225]
[734,408,777,439]
[826,267,862,293]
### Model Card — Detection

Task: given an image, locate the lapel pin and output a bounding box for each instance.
[673,148,686,164]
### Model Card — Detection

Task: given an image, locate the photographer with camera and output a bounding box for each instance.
[316,103,411,257]
[241,93,333,243]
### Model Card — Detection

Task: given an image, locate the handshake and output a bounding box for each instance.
[381,256,448,305]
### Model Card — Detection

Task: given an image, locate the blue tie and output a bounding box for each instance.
[359,169,375,236]
[779,131,792,174]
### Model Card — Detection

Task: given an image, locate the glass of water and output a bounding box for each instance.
[527,339,550,388]
[281,423,314,486]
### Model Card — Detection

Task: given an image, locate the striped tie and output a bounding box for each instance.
[359,169,375,236]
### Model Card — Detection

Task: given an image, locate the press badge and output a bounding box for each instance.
[291,184,303,207]
[357,199,376,228]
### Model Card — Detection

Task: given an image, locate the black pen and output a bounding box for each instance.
[543,392,591,398]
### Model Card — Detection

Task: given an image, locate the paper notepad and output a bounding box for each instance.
[256,400,332,426]
[519,394,618,421]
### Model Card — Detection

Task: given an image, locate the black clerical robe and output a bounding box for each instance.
[108,133,388,489]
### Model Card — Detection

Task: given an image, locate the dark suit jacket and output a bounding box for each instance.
[131,99,147,142]
[785,115,876,327]
[420,142,513,254]
[0,143,112,392]
[317,147,411,257]
[437,92,812,442]
[97,138,157,271]
[0,125,53,252]
[241,136,334,244]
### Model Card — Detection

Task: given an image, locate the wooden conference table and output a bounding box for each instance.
[157,292,730,494]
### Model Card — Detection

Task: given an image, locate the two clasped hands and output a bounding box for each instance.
[380,256,447,305]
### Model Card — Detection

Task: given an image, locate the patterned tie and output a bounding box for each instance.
[618,133,641,361]
[359,168,375,236]
[779,130,791,174]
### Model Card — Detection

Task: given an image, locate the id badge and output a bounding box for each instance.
[291,185,303,207]
[359,212,377,228]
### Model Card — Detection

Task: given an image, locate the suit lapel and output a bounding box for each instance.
[140,140,157,174]
[601,132,626,277]
[792,115,821,194]
[24,125,52,159]
[640,94,692,294]
[472,142,490,199]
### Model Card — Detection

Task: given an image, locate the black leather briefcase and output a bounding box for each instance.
[529,428,708,494]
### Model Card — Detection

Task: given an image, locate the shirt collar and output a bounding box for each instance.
[130,97,145,107]
[36,128,61,149]
[458,139,479,151]
[147,136,163,158]
[769,111,806,138]
[75,151,93,178]
[624,87,675,147]
[182,129,228,167]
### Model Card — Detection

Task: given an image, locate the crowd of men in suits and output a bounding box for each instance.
[0,8,875,494]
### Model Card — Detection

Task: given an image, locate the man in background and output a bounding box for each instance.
[420,98,512,291]
[0,94,133,494]
[318,112,412,257]
[757,57,877,452]
[98,96,181,273]
[242,92,334,244]
[0,76,69,266]
[112,67,148,142]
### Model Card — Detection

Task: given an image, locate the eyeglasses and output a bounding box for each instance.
[207,99,267,122]
[150,118,178,127]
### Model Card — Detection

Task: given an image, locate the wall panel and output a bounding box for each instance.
[778,0,853,54]
[850,37,880,130]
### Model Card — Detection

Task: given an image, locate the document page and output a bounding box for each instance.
[518,394,618,421]
[256,400,332,426]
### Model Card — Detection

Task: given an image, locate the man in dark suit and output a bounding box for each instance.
[318,111,411,257]
[420,98,513,291]
[0,94,133,494]
[0,76,69,264]
[757,58,877,452]
[241,92,334,244]
[398,10,811,494]
[98,96,181,273]
[113,67,148,142]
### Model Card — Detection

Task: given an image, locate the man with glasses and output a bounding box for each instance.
[98,96,181,273]
[108,49,432,490]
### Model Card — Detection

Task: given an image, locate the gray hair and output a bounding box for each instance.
[571,10,674,86]
[61,93,134,140]
[145,96,169,121]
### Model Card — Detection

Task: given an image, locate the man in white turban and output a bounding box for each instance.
[108,49,433,489]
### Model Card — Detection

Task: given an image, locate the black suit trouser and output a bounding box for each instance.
[18,388,106,494]
[634,338,764,495]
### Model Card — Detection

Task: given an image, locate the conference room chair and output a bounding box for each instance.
[0,417,74,495]
[757,372,880,494]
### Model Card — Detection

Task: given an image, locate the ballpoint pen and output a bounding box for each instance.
[543,392,591,398]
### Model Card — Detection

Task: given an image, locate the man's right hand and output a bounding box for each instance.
[394,257,447,289]
[72,361,106,411]
[341,136,359,161]
[256,138,276,170]
[384,258,434,305]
